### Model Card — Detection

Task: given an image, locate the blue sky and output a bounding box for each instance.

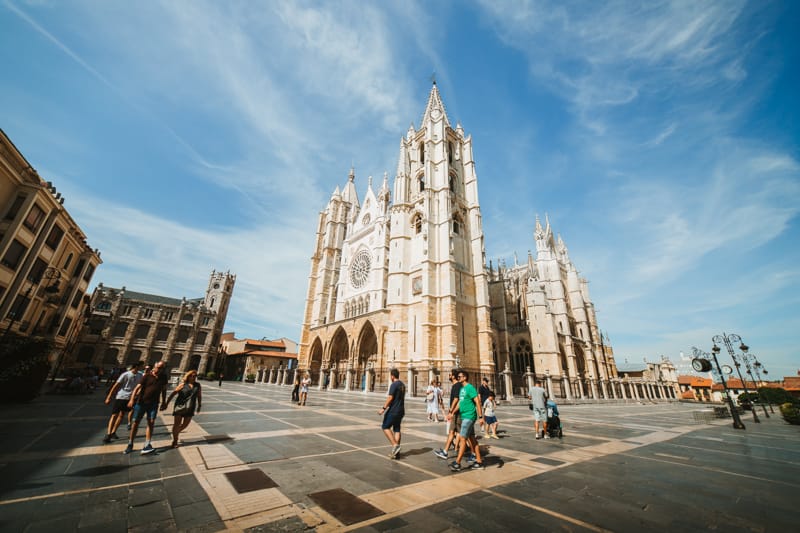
[2,1,798,378]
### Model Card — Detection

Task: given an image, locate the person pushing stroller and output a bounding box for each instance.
[546,398,563,439]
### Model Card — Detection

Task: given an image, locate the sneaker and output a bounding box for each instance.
[535,434,541,440]
[491,434,500,439]
[544,434,551,439]
[127,423,132,430]
[391,445,401,458]
[102,434,112,444]
[471,462,484,470]
[449,461,462,472]
[140,444,155,455]
[434,448,449,460]
[110,432,120,440]
[123,444,133,455]
[467,453,476,463]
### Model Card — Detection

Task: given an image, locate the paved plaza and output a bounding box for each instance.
[0,382,797,532]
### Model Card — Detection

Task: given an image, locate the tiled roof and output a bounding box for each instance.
[678,375,712,387]
[232,349,298,358]
[245,339,285,348]
[101,286,203,306]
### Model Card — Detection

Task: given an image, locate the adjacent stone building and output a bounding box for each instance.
[297,85,626,400]
[220,335,298,384]
[68,270,235,376]
[0,129,101,373]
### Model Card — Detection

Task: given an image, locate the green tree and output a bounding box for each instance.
[757,387,793,405]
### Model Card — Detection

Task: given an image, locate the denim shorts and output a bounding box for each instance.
[484,415,497,425]
[133,402,158,423]
[381,412,403,432]
[459,417,476,438]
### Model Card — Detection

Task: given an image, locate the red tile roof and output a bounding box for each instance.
[678,375,712,387]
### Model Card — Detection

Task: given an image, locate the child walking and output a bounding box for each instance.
[483,392,499,439]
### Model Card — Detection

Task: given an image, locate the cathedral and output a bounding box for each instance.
[297,84,622,401]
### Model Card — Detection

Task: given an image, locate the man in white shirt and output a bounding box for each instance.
[102,361,143,443]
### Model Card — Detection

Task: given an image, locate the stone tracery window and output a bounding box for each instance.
[513,339,534,374]
[412,214,422,234]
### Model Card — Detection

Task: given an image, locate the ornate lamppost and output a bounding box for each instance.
[712,333,759,423]
[691,346,745,430]
[742,351,770,417]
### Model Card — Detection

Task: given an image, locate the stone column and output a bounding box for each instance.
[502,363,514,401]
[365,367,373,393]
[318,366,326,390]
[545,371,554,399]
[590,378,598,399]
[345,364,353,391]
[407,364,415,397]
[599,378,607,399]
[524,367,535,394]
[562,376,572,401]
[632,382,639,400]
[330,367,338,389]
[198,355,209,376]
[266,367,273,384]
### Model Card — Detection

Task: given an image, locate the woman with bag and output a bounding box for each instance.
[425,379,444,422]
[165,370,202,448]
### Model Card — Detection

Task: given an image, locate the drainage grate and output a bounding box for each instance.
[225,469,278,494]
[532,457,566,466]
[308,488,385,526]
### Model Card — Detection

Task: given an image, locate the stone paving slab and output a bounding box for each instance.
[0,383,798,531]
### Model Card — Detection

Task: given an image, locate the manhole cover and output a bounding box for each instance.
[308,488,385,525]
[225,469,278,494]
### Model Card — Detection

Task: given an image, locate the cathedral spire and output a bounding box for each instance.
[341,167,359,207]
[421,83,451,128]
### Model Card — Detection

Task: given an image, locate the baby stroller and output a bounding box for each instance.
[546,400,563,438]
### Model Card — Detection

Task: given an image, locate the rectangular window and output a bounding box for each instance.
[72,259,86,278]
[112,322,129,337]
[71,290,84,309]
[162,311,174,321]
[28,257,48,283]
[135,324,150,339]
[1,239,28,270]
[202,316,211,326]
[83,263,95,282]
[23,204,45,232]
[7,293,31,320]
[195,331,208,345]
[57,317,72,337]
[121,305,132,316]
[45,225,64,250]
[142,308,153,319]
[4,195,26,220]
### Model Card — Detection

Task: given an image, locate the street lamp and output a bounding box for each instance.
[691,346,745,430]
[742,351,771,417]
[712,333,759,423]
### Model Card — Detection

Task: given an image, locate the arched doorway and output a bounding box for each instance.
[356,321,378,391]
[308,337,323,385]
[574,345,587,398]
[329,327,349,389]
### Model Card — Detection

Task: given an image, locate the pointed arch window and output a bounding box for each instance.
[513,339,534,374]
[453,215,462,235]
[412,214,422,234]
[419,142,425,164]
[418,175,425,193]
[449,174,455,192]
[448,142,454,164]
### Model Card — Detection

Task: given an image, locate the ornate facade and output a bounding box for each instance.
[68,270,235,378]
[298,85,624,400]
[0,128,101,374]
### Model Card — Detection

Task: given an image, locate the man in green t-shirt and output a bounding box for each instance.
[446,370,484,471]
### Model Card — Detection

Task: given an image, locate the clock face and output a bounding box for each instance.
[349,249,372,289]
[692,358,711,372]
[213,283,220,289]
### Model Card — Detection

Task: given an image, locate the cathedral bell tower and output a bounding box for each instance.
[386,83,494,375]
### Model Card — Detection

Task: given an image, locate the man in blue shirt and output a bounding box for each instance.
[378,368,405,459]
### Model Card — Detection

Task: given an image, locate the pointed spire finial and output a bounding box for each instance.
[348,166,355,182]
[430,72,436,85]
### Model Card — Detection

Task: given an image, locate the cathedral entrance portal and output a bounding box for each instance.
[308,338,323,386]
[356,322,378,392]
[329,328,349,390]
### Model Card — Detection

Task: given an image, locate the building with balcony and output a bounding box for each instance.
[0,129,101,371]
[67,270,235,376]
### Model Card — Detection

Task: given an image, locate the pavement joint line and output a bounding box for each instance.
[0,472,193,506]
[18,425,56,454]
[618,452,800,488]
[484,489,613,533]
[664,442,800,465]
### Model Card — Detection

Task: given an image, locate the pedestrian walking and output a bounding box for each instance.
[425,379,444,422]
[378,368,405,459]
[483,392,499,438]
[448,370,484,471]
[164,370,202,448]
[124,362,166,455]
[291,375,300,402]
[218,372,224,387]
[299,373,311,405]
[478,377,491,432]
[528,379,549,439]
[433,370,466,460]
[102,361,142,443]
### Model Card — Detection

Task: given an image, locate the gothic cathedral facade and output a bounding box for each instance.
[298,85,620,400]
